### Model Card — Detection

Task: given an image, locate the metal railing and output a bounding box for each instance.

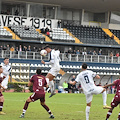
[0,50,120,64]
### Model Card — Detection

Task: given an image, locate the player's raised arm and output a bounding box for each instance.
[103,83,115,88]
[95,75,100,79]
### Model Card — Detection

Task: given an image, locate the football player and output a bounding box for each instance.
[70,63,111,120]
[104,77,120,120]
[41,46,61,97]
[0,66,6,115]
[19,68,54,119]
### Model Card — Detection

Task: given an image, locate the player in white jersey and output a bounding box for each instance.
[70,63,111,120]
[1,58,11,89]
[41,46,61,97]
[0,66,6,115]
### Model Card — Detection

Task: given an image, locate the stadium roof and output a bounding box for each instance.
[6,0,120,12]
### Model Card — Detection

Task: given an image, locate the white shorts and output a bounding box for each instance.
[86,86,104,103]
[48,68,60,76]
[1,79,8,89]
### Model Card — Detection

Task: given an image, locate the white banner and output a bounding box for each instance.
[111,13,120,24]
[0,15,58,29]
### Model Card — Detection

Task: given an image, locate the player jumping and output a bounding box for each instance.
[70,63,111,120]
[41,46,61,98]
[104,76,120,120]
[19,68,54,119]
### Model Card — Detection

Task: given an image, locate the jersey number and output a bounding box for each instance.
[84,75,90,84]
[38,79,42,86]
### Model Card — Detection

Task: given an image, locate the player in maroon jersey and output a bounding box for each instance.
[19,69,54,119]
[0,66,6,115]
[104,77,120,120]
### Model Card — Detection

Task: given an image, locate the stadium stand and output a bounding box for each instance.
[50,28,75,43]
[0,26,12,38]
[64,24,119,45]
[9,25,45,41]
[110,29,120,39]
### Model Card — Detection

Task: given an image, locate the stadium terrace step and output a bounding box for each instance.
[4,27,21,40]
[63,28,83,44]
[102,28,120,44]
[36,29,53,42]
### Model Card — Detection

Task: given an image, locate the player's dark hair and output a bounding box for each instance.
[44,45,50,49]
[4,57,9,60]
[36,69,41,75]
[82,63,87,69]
[0,66,2,68]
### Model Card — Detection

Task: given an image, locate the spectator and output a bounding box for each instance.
[3,45,7,50]
[110,52,113,57]
[93,50,97,55]
[68,48,72,54]
[19,45,22,55]
[27,45,31,51]
[45,27,49,33]
[63,81,69,93]
[57,20,61,28]
[110,35,114,39]
[10,46,15,57]
[116,52,119,57]
[70,75,77,93]
[10,46,15,52]
[46,31,50,37]
[109,51,113,62]
[38,48,41,52]
[15,9,19,16]
[23,46,27,51]
[6,45,10,51]
[49,28,53,32]
[7,9,10,15]
[82,51,87,55]
[15,47,19,54]
[33,47,38,52]
[76,50,80,55]
[40,28,45,34]
[98,50,102,55]
[73,50,76,54]
[88,50,93,55]
[0,46,3,51]
[24,25,29,30]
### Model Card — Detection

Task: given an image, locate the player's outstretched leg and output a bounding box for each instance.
[49,80,56,98]
[105,107,114,120]
[19,98,31,118]
[46,74,56,98]
[0,96,5,115]
[102,89,111,109]
[117,112,120,120]
[41,102,54,119]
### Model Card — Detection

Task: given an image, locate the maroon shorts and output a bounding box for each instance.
[111,97,120,108]
[0,92,3,97]
[30,92,45,102]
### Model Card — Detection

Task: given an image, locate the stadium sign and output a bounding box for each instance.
[0,15,58,28]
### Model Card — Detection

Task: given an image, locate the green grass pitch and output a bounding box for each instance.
[0,93,119,120]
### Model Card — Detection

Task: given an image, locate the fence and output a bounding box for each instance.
[0,50,120,63]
